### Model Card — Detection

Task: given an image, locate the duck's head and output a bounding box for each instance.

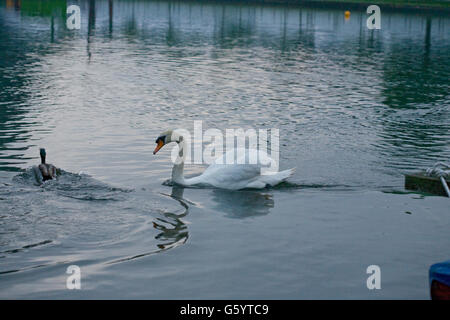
[39,148,46,163]
[153,130,184,155]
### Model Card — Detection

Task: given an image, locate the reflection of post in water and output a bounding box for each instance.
[109,0,113,34]
[87,0,96,60]
[166,1,174,45]
[51,16,54,43]
[238,5,243,33]
[424,17,431,64]
[88,0,96,36]
[298,8,302,30]
[281,8,287,52]
[221,5,225,40]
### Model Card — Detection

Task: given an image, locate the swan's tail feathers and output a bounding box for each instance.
[262,168,295,186]
[276,167,295,183]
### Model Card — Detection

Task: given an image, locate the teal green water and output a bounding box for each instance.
[0,0,449,299]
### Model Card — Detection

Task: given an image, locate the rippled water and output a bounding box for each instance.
[0,0,449,299]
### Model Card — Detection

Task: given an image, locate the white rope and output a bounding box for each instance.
[425,162,450,197]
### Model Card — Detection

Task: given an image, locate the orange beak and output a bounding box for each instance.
[153,140,164,155]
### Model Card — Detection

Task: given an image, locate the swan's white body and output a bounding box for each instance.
[156,131,294,190]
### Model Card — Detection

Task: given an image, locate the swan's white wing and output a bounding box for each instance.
[194,148,276,189]
[197,163,262,190]
[183,148,287,190]
[206,148,274,169]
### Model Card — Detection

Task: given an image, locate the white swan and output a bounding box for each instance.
[153,129,294,190]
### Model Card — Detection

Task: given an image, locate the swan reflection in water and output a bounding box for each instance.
[155,186,275,251]
[107,186,189,264]
[172,185,275,219]
[108,186,274,264]
[209,188,275,219]
[153,186,189,250]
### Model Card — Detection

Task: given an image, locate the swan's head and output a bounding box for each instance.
[153,130,183,155]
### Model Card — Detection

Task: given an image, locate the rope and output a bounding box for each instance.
[425,162,450,198]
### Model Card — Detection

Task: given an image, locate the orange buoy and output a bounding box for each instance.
[345,10,351,20]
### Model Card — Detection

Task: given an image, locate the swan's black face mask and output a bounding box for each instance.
[153,136,166,154]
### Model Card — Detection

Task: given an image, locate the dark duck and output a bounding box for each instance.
[38,148,57,181]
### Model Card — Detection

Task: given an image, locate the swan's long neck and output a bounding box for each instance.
[171,135,204,186]
[171,137,186,185]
